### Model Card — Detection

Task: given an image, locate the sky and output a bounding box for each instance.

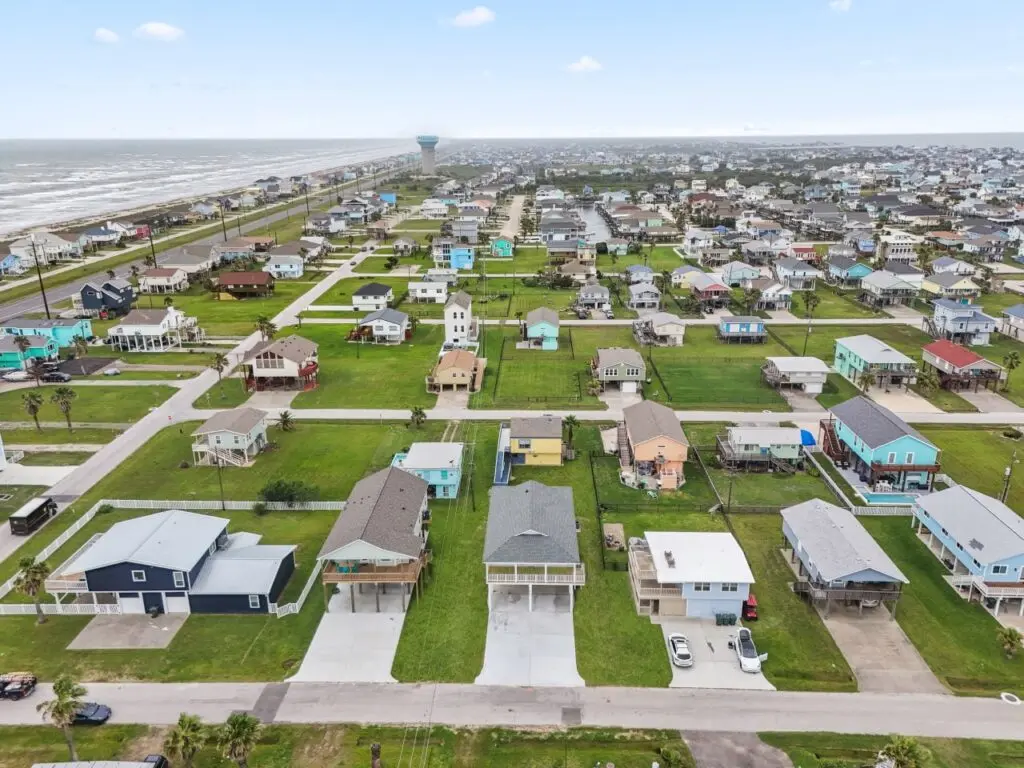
[2,0,1023,139]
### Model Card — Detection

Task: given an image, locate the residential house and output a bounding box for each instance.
[426,349,485,394]
[444,291,476,346]
[392,442,464,499]
[627,281,661,310]
[1,317,92,348]
[625,264,655,284]
[963,234,1008,262]
[539,213,585,242]
[881,261,925,291]
[930,299,997,345]
[878,229,922,265]
[305,213,346,235]
[698,247,734,268]
[448,217,480,244]
[82,225,122,248]
[721,261,761,287]
[782,499,907,614]
[717,426,805,470]
[931,256,975,276]
[0,334,58,370]
[691,272,730,310]
[264,255,304,280]
[9,232,84,266]
[358,308,410,344]
[620,400,688,490]
[490,236,514,258]
[483,482,584,611]
[826,255,873,287]
[352,282,394,312]
[577,281,611,311]
[633,312,685,347]
[858,271,917,308]
[546,239,585,264]
[605,238,629,256]
[1000,304,1024,340]
[921,272,980,302]
[45,509,295,615]
[211,238,256,264]
[419,198,450,218]
[191,407,268,467]
[761,356,830,394]
[521,307,560,351]
[749,278,793,311]
[718,315,766,343]
[921,339,1005,392]
[671,264,704,288]
[557,259,596,284]
[505,416,564,467]
[0,243,23,275]
[912,486,1024,616]
[820,396,940,492]
[138,267,189,294]
[74,279,134,317]
[107,307,204,351]
[409,281,448,304]
[190,200,219,219]
[241,334,319,392]
[217,271,275,298]
[834,334,917,389]
[164,247,218,277]
[393,237,417,256]
[627,532,754,619]
[741,241,775,265]
[773,257,822,291]
[317,467,429,613]
[592,347,646,393]
[432,238,475,270]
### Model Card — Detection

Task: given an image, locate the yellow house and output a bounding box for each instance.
[509,416,563,466]
[921,273,980,301]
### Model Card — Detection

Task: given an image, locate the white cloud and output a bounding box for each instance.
[94,27,119,44]
[133,22,185,42]
[829,0,852,11]
[567,55,602,73]
[452,6,495,28]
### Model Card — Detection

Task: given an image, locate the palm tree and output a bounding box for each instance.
[856,369,874,392]
[164,712,208,768]
[164,296,175,310]
[22,391,44,430]
[563,415,580,449]
[13,334,31,370]
[878,735,930,768]
[217,711,262,768]
[998,626,1023,659]
[916,366,940,394]
[743,287,763,314]
[255,315,277,342]
[410,406,427,428]
[277,410,295,432]
[801,291,821,356]
[37,675,86,761]
[106,269,116,279]
[14,556,51,624]
[210,352,229,392]
[72,335,89,359]
[1003,351,1021,392]
[50,386,77,432]
[129,264,141,281]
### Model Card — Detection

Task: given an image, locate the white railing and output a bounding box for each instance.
[0,602,120,616]
[269,563,321,618]
[851,506,914,516]
[42,579,89,593]
[4,450,24,464]
[485,567,586,586]
[952,574,1024,599]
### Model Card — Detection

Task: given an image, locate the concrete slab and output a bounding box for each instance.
[766,310,799,322]
[867,387,941,414]
[779,389,824,412]
[684,731,793,768]
[245,390,299,409]
[958,388,1024,413]
[435,389,470,409]
[288,586,406,683]
[822,605,947,694]
[0,464,76,487]
[68,614,187,650]
[598,388,642,411]
[884,304,924,319]
[659,620,775,691]
[475,586,583,687]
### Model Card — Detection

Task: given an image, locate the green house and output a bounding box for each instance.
[0,334,59,370]
[490,237,514,258]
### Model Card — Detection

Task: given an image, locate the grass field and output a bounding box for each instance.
[191,378,253,409]
[816,372,862,408]
[394,218,444,231]
[16,451,93,466]
[0,385,175,424]
[797,288,884,319]
[760,732,1024,768]
[917,427,1024,509]
[595,246,685,273]
[0,486,49,521]
[0,427,122,444]
[167,281,309,336]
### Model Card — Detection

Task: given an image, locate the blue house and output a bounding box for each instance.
[826,255,873,287]
[76,279,135,317]
[432,238,475,271]
[522,307,560,351]
[717,316,766,343]
[822,396,940,494]
[490,237,514,258]
[46,509,296,615]
[2,317,93,348]
[913,486,1024,615]
[0,334,58,370]
[392,442,464,499]
[379,191,398,206]
[847,234,876,255]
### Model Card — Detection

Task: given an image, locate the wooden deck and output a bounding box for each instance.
[321,554,429,585]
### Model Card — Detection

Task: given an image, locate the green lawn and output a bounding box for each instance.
[978,290,1024,317]
[325,275,411,308]
[769,323,933,361]
[0,427,122,444]
[0,386,175,424]
[291,324,444,409]
[108,350,217,365]
[816,373,862,408]
[864,516,1024,695]
[729,515,857,691]
[0,486,49,521]
[760,732,1024,768]
[477,245,548,274]
[16,451,93,466]
[192,378,253,409]
[917,427,1024,509]
[169,281,309,336]
[394,218,444,231]
[596,246,685,273]
[797,288,884,320]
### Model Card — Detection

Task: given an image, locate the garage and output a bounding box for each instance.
[621,381,638,394]
[165,594,191,614]
[118,594,145,614]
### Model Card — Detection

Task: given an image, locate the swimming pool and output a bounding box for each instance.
[860,492,917,505]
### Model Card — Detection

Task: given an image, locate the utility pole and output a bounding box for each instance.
[304,188,311,216]
[147,229,157,266]
[1001,449,1018,503]
[30,235,52,319]
[220,208,228,242]
[213,455,226,511]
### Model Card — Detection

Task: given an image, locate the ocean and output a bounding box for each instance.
[0,138,414,237]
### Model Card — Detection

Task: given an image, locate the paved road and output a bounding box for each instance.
[500,194,525,239]
[0,682,1021,738]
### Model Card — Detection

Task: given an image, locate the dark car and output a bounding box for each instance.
[74,702,112,725]
[0,673,37,700]
[41,371,72,383]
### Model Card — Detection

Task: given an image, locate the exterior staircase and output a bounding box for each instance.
[193,443,249,468]
[617,422,631,468]
[819,419,844,463]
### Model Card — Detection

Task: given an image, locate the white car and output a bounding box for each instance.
[667,633,693,668]
[731,627,765,673]
[2,370,30,382]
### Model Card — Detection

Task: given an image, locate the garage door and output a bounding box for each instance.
[165,595,191,614]
[119,595,145,614]
[622,381,638,393]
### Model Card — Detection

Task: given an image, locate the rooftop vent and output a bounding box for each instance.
[664,551,675,567]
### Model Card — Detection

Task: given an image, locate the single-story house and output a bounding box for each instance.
[358,308,410,344]
[217,271,275,298]
[718,315,766,343]
[921,339,1005,392]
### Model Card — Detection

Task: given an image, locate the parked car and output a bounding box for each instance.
[2,370,31,382]
[729,627,765,673]
[41,371,72,383]
[0,672,37,700]
[40,361,61,371]
[74,702,112,725]
[102,368,121,376]
[604,310,615,319]
[667,633,693,668]
[576,309,589,319]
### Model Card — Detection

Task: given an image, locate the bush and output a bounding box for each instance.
[251,501,268,516]
[97,503,114,515]
[258,479,319,506]
[1004,427,1022,440]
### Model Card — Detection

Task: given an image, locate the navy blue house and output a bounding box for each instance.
[49,509,296,615]
[76,278,135,317]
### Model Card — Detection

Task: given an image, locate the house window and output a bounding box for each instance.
[518,439,532,449]
[722,583,738,592]
[626,367,640,377]
[887,452,897,464]
[992,565,1009,575]
[603,367,615,377]
[248,595,261,609]
[173,571,185,588]
[905,452,915,464]
[131,570,147,583]
[693,582,711,592]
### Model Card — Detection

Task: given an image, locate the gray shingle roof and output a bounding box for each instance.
[623,400,688,447]
[525,307,559,328]
[510,416,562,439]
[829,396,931,449]
[318,467,427,560]
[596,347,645,370]
[192,407,267,437]
[483,482,580,564]
[361,308,408,326]
[915,486,1024,565]
[446,290,472,310]
[781,499,908,583]
[354,282,393,297]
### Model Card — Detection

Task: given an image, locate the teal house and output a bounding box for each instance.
[2,317,93,348]
[490,237,514,258]
[391,442,464,499]
[522,307,560,351]
[0,334,59,370]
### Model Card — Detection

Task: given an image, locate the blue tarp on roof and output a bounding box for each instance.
[800,429,816,447]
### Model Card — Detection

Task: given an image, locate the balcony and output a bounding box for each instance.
[485,564,586,586]
[321,552,429,585]
[950,574,1024,600]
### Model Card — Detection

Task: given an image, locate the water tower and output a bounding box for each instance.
[416,135,439,175]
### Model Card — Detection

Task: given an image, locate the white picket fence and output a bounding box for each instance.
[851,505,914,517]
[103,499,344,512]
[269,563,321,618]
[0,603,120,616]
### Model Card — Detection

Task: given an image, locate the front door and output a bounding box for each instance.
[142,592,164,614]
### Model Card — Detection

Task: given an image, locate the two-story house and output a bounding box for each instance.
[773,257,822,291]
[834,334,917,389]
[107,307,205,351]
[75,279,134,317]
[391,442,464,499]
[426,348,485,394]
[718,315,766,343]
[1000,304,1024,340]
[191,407,269,467]
[826,255,873,287]
[408,281,448,304]
[858,271,918,308]
[2,317,92,348]
[592,347,647,393]
[352,282,394,312]
[502,416,564,469]
[432,238,475,270]
[921,339,1004,392]
[931,299,997,345]
[620,400,688,490]
[625,264,655,284]
[761,356,830,394]
[241,334,319,392]
[721,261,761,287]
[716,426,805,470]
[521,307,559,351]
[212,238,257,264]
[0,334,58,370]
[690,272,731,310]
[490,236,514,258]
[921,272,980,302]
[138,267,189,295]
[627,282,661,310]
[577,281,611,312]
[358,308,409,344]
[633,312,686,347]
[264,255,304,280]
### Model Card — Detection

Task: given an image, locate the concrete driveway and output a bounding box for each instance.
[684,732,793,768]
[868,388,941,414]
[68,614,186,650]
[660,620,775,691]
[884,304,924,319]
[474,586,584,687]
[822,605,947,694]
[288,586,406,683]
[0,464,76,487]
[958,388,1023,413]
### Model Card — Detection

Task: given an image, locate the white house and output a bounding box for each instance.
[138,267,189,295]
[409,281,448,304]
[10,232,83,266]
[419,198,450,219]
[359,308,409,344]
[761,356,830,394]
[444,290,474,346]
[879,229,922,264]
[721,261,761,287]
[933,300,997,346]
[191,407,269,467]
[931,256,975,276]
[163,246,218,276]
[352,282,394,312]
[264,255,304,280]
[106,307,204,351]
[773,257,822,291]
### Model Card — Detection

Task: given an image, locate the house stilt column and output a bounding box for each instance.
[528,583,533,612]
[350,583,355,613]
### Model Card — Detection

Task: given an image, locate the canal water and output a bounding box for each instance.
[579,206,612,242]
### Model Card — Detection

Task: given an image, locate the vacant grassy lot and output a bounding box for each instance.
[816,372,861,408]
[0,426,122,444]
[476,245,548,274]
[170,281,309,336]
[917,427,1024,509]
[596,246,685,272]
[769,322,932,361]
[760,732,1024,768]
[0,385,175,424]
[797,288,883,319]
[978,290,1024,318]
[394,218,444,231]
[17,451,93,466]
[192,377,252,409]
[0,486,49,521]
[864,516,1024,695]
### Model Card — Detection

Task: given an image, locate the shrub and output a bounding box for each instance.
[258,479,319,506]
[97,503,114,515]
[251,501,268,516]
[1004,427,1022,440]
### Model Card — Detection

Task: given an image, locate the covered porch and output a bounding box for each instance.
[782,545,902,618]
[320,552,431,613]
[484,562,585,611]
